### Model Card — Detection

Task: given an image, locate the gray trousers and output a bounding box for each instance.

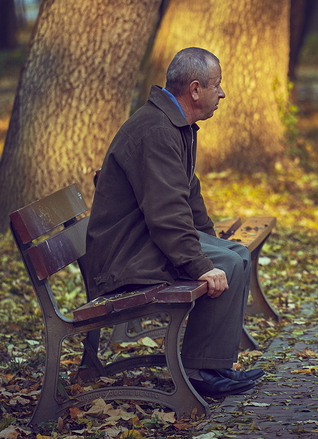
[181,231,251,370]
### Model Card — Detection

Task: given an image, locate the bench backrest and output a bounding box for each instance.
[9,184,89,317]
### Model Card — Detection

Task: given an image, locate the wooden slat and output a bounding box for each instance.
[112,284,167,311]
[73,284,168,321]
[9,184,87,243]
[73,296,114,322]
[73,282,208,321]
[228,217,276,252]
[156,281,207,303]
[27,217,89,280]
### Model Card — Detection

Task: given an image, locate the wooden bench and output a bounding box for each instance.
[9,184,210,426]
[9,183,277,426]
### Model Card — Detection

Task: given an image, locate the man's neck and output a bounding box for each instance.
[165,87,195,125]
[176,95,196,125]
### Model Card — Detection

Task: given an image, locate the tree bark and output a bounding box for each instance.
[0,0,161,232]
[140,0,291,175]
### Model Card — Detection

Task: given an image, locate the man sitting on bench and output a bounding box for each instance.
[86,47,264,398]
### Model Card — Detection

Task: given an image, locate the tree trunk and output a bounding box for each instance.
[0,0,161,232]
[0,0,18,50]
[289,0,316,81]
[141,0,291,175]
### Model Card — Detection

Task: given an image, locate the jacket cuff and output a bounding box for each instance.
[182,255,214,280]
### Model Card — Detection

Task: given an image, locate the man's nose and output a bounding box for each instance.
[219,86,225,99]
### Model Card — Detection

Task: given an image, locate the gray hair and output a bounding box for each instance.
[165,47,219,96]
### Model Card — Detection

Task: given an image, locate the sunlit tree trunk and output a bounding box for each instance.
[0,0,161,232]
[141,0,291,174]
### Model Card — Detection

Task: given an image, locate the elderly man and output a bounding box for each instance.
[86,47,264,398]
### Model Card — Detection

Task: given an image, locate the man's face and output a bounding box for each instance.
[198,61,225,121]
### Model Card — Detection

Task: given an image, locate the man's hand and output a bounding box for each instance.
[198,268,229,298]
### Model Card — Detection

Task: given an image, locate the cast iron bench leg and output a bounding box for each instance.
[247,240,280,322]
[70,303,209,418]
[29,318,74,426]
[241,325,259,350]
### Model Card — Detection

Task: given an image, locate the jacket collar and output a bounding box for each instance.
[148,85,200,132]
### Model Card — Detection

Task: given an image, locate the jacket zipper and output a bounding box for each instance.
[189,126,195,185]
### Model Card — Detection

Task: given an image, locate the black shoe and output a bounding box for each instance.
[190,370,254,398]
[204,368,264,382]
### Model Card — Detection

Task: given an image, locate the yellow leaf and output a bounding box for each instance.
[138,337,158,348]
[291,366,318,374]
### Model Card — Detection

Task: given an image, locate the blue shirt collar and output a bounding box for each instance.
[162,88,187,120]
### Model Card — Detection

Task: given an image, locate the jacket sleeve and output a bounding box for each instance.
[189,175,216,236]
[123,125,214,280]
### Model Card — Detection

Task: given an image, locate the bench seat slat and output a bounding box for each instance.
[156,281,207,303]
[73,284,168,321]
[73,282,208,322]
[229,216,276,252]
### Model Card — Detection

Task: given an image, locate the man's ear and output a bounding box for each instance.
[189,80,200,101]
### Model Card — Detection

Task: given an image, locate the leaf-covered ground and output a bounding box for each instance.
[0,210,318,439]
[1,24,318,439]
[1,163,318,438]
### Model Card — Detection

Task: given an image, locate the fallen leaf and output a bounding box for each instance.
[69,406,83,419]
[245,402,271,407]
[106,408,136,421]
[138,337,158,348]
[291,366,318,374]
[152,410,175,424]
[99,376,117,385]
[173,422,191,430]
[0,426,22,439]
[10,395,31,405]
[85,398,113,418]
[103,426,128,438]
[57,417,64,433]
[135,404,147,416]
[60,359,81,364]
[296,348,317,359]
